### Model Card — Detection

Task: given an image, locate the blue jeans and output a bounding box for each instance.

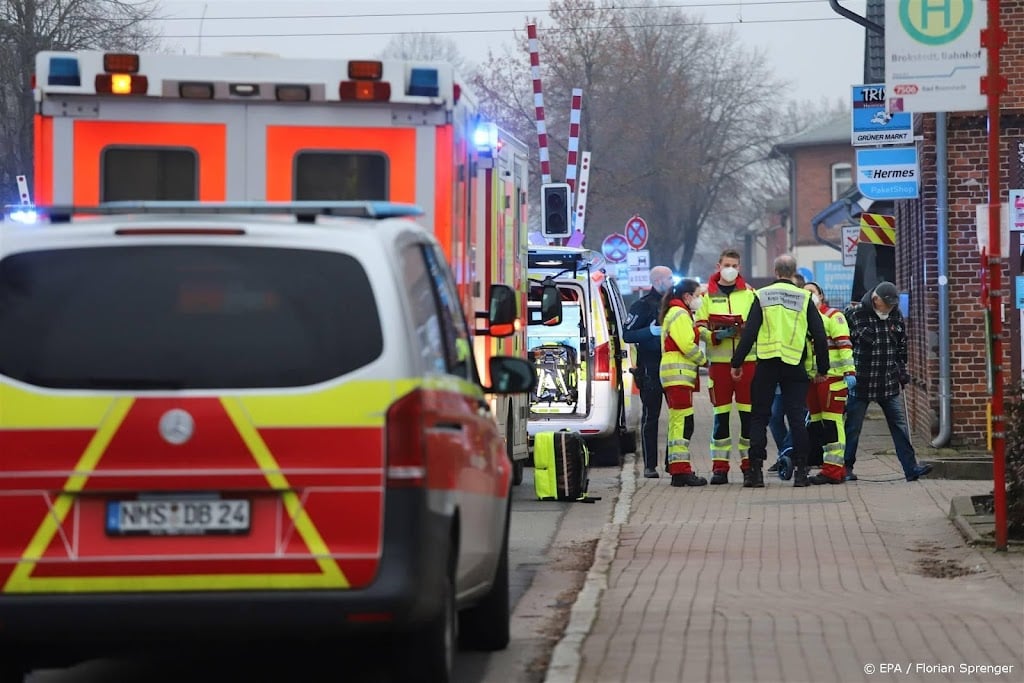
[844,391,918,478]
[769,388,792,453]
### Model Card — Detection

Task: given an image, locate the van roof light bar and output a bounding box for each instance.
[39,201,424,223]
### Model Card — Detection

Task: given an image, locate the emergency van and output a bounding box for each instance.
[526,247,637,466]
[0,201,540,681]
[31,49,533,483]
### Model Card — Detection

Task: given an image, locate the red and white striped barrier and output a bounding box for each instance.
[527,23,551,185]
[565,88,583,195]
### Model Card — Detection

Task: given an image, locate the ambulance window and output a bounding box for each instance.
[401,245,447,374]
[101,147,198,201]
[294,152,388,200]
[0,247,382,389]
[423,246,476,382]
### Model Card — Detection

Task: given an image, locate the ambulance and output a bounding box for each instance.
[30,49,533,482]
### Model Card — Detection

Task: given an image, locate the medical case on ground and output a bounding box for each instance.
[533,430,591,502]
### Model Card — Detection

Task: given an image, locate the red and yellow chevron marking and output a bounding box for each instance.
[859,213,896,246]
[0,379,417,594]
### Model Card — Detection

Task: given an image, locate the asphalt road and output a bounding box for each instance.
[24,462,623,683]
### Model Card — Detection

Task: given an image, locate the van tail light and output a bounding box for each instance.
[594,342,611,381]
[386,390,426,488]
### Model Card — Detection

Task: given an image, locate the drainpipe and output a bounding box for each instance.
[931,112,951,448]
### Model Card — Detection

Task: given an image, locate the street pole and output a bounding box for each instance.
[981,0,1007,551]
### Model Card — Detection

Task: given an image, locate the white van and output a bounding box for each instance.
[526,247,637,466]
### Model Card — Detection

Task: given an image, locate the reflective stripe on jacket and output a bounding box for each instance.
[805,307,855,378]
[694,280,756,363]
[660,303,705,388]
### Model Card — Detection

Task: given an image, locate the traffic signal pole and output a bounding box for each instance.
[981,0,1007,551]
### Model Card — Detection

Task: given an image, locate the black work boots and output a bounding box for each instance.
[709,470,729,485]
[793,467,810,487]
[670,472,708,487]
[742,466,765,488]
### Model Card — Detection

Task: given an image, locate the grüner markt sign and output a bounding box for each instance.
[885,0,987,113]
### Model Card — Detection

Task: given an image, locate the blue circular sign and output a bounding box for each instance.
[601,233,630,264]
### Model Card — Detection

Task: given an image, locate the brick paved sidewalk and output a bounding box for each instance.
[558,391,1024,683]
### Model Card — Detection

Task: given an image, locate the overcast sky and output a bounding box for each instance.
[154,0,869,107]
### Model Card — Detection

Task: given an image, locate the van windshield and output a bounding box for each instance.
[0,246,382,389]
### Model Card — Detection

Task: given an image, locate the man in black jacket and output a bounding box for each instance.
[843,282,932,482]
[623,266,675,478]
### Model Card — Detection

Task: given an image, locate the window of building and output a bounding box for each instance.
[831,162,853,201]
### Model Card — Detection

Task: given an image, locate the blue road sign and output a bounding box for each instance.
[851,85,913,146]
[856,147,919,200]
[602,233,630,264]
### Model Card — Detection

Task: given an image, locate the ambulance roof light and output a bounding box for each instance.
[473,122,498,157]
[348,61,383,80]
[95,73,148,95]
[339,80,390,102]
[407,68,439,97]
[47,57,81,86]
[103,53,139,74]
[275,85,310,102]
[5,206,40,224]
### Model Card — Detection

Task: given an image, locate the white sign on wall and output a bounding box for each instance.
[842,225,861,267]
[885,0,987,113]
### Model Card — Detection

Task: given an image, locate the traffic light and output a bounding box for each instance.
[541,182,571,238]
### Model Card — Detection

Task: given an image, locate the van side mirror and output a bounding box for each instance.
[483,356,537,394]
[487,284,518,338]
[540,280,562,326]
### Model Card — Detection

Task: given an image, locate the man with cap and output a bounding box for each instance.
[843,282,932,482]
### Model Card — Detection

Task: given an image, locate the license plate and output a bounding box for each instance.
[106,498,251,536]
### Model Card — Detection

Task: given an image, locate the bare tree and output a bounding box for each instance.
[473,0,786,274]
[376,33,470,76]
[0,0,161,198]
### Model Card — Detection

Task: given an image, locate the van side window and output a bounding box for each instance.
[401,245,447,375]
[423,246,476,382]
[294,151,388,200]
[101,147,198,201]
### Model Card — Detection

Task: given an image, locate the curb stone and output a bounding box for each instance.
[543,453,636,683]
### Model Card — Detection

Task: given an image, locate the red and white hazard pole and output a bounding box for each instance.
[982,0,1008,551]
[565,88,583,196]
[527,23,551,185]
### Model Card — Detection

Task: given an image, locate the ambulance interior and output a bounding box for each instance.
[527,284,588,416]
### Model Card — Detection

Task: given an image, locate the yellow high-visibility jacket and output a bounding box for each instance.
[660,301,706,389]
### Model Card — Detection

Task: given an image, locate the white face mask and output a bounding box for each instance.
[689,295,704,312]
[811,294,821,307]
[719,266,739,283]
[875,308,890,320]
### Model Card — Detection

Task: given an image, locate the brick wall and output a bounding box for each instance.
[792,145,857,246]
[897,0,1024,448]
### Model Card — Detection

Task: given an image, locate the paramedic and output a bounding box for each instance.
[624,266,675,479]
[694,248,757,485]
[729,254,829,488]
[659,278,710,487]
[802,281,855,485]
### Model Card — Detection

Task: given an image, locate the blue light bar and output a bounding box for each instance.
[473,122,498,156]
[407,68,439,97]
[48,57,81,87]
[5,206,40,224]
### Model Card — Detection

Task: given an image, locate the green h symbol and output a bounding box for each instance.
[919,0,952,30]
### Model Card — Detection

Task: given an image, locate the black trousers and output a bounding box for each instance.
[637,363,664,471]
[748,358,810,469]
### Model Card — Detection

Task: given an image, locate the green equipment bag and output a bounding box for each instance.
[533,430,591,502]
